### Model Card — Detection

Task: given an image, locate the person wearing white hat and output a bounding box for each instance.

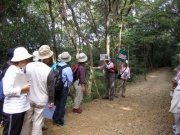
[116,60,130,97]
[2,47,32,135]
[73,53,88,113]
[20,45,54,135]
[91,55,116,101]
[52,51,73,126]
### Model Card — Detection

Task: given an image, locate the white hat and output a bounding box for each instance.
[59,52,71,62]
[32,50,39,61]
[57,54,61,62]
[78,53,88,62]
[38,45,53,59]
[11,47,32,62]
[125,60,128,64]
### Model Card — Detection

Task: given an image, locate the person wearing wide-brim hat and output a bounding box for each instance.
[52,51,73,126]
[2,47,32,135]
[20,45,55,135]
[72,52,88,113]
[91,55,116,101]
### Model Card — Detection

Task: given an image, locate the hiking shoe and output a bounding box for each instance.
[73,108,82,113]
[42,125,48,130]
[57,123,65,126]
[173,131,180,135]
[102,96,109,99]
[172,125,177,130]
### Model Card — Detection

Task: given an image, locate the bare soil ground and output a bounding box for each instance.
[43,67,174,135]
[0,67,175,135]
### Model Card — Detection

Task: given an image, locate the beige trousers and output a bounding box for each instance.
[20,101,46,135]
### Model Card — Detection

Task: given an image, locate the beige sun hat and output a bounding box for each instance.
[32,50,39,61]
[59,52,71,62]
[38,45,53,59]
[11,47,32,62]
[78,53,88,62]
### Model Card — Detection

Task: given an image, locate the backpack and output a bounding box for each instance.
[70,64,79,82]
[0,62,10,102]
[53,64,69,91]
[0,80,4,101]
[109,63,118,74]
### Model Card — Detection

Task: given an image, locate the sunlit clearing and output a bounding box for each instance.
[121,107,132,111]
[149,75,159,78]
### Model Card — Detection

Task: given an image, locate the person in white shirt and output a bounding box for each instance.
[20,45,55,135]
[2,47,32,135]
[169,79,180,135]
[117,60,130,97]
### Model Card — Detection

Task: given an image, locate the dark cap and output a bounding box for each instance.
[7,48,15,60]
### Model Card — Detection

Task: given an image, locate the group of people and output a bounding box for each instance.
[0,45,88,135]
[91,56,130,100]
[0,45,131,135]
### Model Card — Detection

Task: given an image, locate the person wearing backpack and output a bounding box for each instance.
[20,45,55,135]
[91,56,116,101]
[72,53,88,113]
[0,48,14,126]
[52,51,73,126]
[2,47,32,135]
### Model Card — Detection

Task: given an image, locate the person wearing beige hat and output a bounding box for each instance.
[73,53,88,113]
[52,51,73,126]
[2,47,32,135]
[20,45,55,135]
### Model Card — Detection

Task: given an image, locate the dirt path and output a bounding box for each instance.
[39,67,175,135]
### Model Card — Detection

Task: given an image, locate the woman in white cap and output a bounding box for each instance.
[73,53,88,113]
[53,51,73,126]
[117,60,130,97]
[20,45,54,135]
[2,47,32,135]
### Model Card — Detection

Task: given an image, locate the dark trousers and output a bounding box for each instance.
[104,77,115,99]
[53,87,69,125]
[0,101,4,124]
[3,112,25,135]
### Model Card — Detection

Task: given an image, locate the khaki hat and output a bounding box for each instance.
[58,52,71,62]
[11,47,32,62]
[78,53,88,62]
[38,45,53,59]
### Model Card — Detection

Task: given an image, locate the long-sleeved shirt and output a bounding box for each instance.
[97,61,115,77]
[26,61,55,103]
[120,64,130,80]
[77,64,86,84]
[3,65,30,114]
[56,62,73,87]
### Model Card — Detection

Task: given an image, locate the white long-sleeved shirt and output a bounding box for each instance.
[26,61,53,103]
[3,65,30,114]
